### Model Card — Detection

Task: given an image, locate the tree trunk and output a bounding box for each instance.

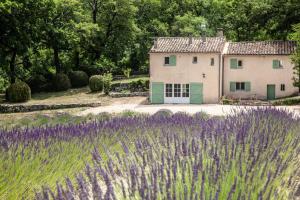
[74,50,80,69]
[53,47,61,73]
[9,50,17,83]
[92,9,97,23]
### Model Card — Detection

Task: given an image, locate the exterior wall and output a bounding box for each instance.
[150,53,221,103]
[223,55,298,99]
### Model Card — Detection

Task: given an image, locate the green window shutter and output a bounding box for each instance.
[230,82,236,92]
[273,60,280,69]
[245,82,251,91]
[151,82,164,104]
[170,55,176,66]
[230,59,238,69]
[190,83,203,104]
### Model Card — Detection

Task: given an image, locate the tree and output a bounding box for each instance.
[0,0,45,83]
[40,0,83,73]
[289,23,300,93]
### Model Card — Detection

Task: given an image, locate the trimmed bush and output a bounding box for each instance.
[53,73,71,91]
[27,74,50,93]
[103,73,113,95]
[89,75,103,92]
[69,71,89,88]
[6,81,31,102]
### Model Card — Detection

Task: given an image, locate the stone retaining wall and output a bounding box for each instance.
[110,92,149,98]
[0,103,101,113]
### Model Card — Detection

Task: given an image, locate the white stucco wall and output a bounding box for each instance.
[223,55,298,99]
[150,53,221,103]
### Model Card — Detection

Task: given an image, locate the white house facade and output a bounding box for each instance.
[149,36,298,104]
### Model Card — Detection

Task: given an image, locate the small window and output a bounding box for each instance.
[280,84,285,91]
[182,84,189,97]
[174,84,181,97]
[164,57,170,65]
[210,58,214,66]
[238,60,243,68]
[236,82,245,91]
[193,57,198,63]
[166,84,173,97]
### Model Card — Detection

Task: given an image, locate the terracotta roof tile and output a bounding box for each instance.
[150,37,226,53]
[225,41,297,55]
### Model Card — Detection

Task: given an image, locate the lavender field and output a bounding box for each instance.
[1,108,300,199]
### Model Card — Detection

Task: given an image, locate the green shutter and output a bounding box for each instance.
[273,60,280,69]
[190,83,203,104]
[151,82,164,104]
[230,82,236,92]
[170,55,176,66]
[230,59,238,69]
[245,82,251,91]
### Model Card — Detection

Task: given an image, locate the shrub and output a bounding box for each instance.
[272,98,300,105]
[6,81,31,102]
[52,73,71,91]
[89,75,103,92]
[103,73,113,95]
[153,109,173,117]
[129,79,149,92]
[69,71,89,88]
[27,74,50,93]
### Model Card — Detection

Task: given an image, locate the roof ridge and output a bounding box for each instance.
[229,40,295,44]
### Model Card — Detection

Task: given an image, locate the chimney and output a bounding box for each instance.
[189,36,193,45]
[153,38,158,49]
[217,28,223,37]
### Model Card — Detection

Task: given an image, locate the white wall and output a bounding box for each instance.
[223,55,298,99]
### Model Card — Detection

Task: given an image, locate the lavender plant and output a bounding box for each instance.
[1,108,299,199]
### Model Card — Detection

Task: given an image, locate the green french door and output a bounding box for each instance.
[267,84,276,100]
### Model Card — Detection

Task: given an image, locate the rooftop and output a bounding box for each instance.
[150,38,297,55]
[149,37,226,53]
[224,41,296,55]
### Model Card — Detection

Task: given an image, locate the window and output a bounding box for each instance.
[236,82,245,91]
[273,60,283,68]
[280,84,285,91]
[174,84,181,97]
[238,60,243,68]
[165,84,173,97]
[182,84,189,97]
[193,57,198,63]
[210,58,214,66]
[164,57,170,65]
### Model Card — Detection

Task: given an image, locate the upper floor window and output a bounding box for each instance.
[280,84,285,91]
[210,58,215,66]
[193,56,198,64]
[238,60,243,68]
[230,58,243,69]
[164,55,176,66]
[164,57,170,65]
[273,60,283,69]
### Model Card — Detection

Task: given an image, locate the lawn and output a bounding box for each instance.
[0,108,299,199]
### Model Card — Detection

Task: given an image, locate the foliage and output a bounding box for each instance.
[52,73,71,91]
[102,73,113,95]
[123,68,132,78]
[1,108,298,199]
[0,69,9,93]
[129,79,149,92]
[69,71,89,88]
[272,97,300,105]
[289,23,300,92]
[89,75,103,92]
[5,81,31,102]
[1,0,300,90]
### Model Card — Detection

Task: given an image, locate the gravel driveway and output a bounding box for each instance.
[79,104,300,116]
